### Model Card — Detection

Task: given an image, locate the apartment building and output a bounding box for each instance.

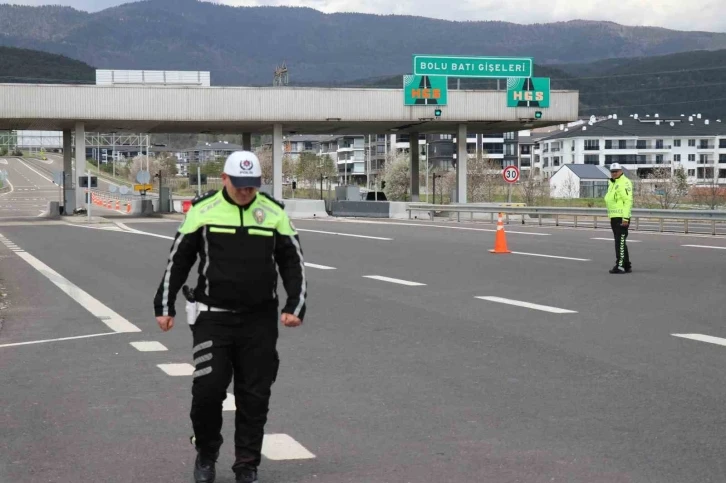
[538,115,726,184]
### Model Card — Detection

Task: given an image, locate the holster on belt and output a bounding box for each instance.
[182,285,199,326]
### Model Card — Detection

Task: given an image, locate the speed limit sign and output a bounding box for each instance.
[502,165,520,183]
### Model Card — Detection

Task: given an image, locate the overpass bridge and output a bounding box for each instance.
[0,83,579,212]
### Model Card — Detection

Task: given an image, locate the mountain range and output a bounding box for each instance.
[2,0,726,86]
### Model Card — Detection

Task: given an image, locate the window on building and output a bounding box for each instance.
[700,139,711,149]
[689,154,696,161]
[674,139,681,147]
[619,140,627,149]
[656,155,664,164]
[720,154,726,162]
[720,139,726,149]
[674,154,681,162]
[520,145,531,155]
[656,139,664,149]
[720,169,726,179]
[584,155,599,165]
[553,156,561,166]
[688,169,695,176]
[520,157,531,167]
[689,139,696,147]
[636,140,646,149]
[605,140,613,149]
[584,139,599,151]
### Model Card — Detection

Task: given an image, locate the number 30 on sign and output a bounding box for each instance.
[502,166,520,183]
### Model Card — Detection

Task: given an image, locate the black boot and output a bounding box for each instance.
[235,466,259,483]
[194,452,218,483]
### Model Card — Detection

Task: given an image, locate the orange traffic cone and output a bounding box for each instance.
[489,212,512,254]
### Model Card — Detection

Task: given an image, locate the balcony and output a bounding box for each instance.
[698,143,715,150]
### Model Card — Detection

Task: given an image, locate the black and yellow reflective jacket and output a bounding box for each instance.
[153,189,307,320]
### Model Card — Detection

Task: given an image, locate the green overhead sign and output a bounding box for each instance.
[413,55,533,78]
[507,77,550,108]
[403,75,448,106]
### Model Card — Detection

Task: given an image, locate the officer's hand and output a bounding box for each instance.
[281,313,302,328]
[621,219,630,227]
[157,316,174,332]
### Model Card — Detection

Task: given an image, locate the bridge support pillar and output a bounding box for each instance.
[272,124,282,200]
[456,123,467,203]
[242,133,252,151]
[410,131,420,202]
[63,130,75,214]
[74,122,86,211]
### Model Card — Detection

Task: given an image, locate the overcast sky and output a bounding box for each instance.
[6,0,726,32]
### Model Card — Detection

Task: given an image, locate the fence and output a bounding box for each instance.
[406,203,726,235]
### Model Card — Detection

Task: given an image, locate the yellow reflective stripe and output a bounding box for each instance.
[209,227,236,234]
[248,228,273,237]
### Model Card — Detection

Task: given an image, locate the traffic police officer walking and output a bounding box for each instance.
[604,162,634,273]
[153,151,307,483]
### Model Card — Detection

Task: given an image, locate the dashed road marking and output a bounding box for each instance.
[304,262,336,270]
[672,334,726,347]
[509,251,591,261]
[682,244,726,250]
[591,237,642,243]
[476,296,578,314]
[130,341,168,352]
[262,434,316,460]
[297,228,392,240]
[223,393,236,411]
[157,363,195,376]
[363,275,426,286]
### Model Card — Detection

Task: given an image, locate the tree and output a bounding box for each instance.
[690,178,726,210]
[467,153,504,202]
[380,152,410,201]
[518,169,550,206]
[644,167,689,209]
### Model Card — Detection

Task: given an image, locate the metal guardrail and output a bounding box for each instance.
[406,203,726,235]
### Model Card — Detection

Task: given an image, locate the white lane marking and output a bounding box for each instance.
[363,275,426,286]
[672,334,726,347]
[319,219,551,236]
[304,262,336,270]
[682,244,726,250]
[509,251,591,261]
[476,296,578,314]
[262,434,316,460]
[157,363,195,376]
[591,237,642,243]
[0,332,120,349]
[297,228,392,240]
[0,177,14,197]
[223,393,236,411]
[14,157,55,184]
[130,341,168,352]
[2,240,141,333]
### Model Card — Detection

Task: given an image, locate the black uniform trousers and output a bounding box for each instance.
[610,217,631,270]
[190,307,280,473]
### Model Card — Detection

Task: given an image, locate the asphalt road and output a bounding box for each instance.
[0,157,63,218]
[1,216,725,482]
[14,156,126,218]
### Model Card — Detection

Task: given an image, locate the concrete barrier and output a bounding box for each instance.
[330,200,389,218]
[284,199,328,218]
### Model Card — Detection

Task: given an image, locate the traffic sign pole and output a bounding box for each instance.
[502,166,520,203]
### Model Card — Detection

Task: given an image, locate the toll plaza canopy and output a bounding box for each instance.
[0,83,579,207]
[0,84,578,134]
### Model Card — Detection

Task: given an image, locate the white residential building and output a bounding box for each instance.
[537,115,726,185]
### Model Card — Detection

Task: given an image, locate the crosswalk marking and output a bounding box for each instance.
[223,393,235,411]
[363,275,426,286]
[476,296,577,314]
[672,333,726,347]
[157,363,195,376]
[262,434,316,460]
[130,341,168,352]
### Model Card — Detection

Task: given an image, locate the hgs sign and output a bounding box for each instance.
[507,77,550,108]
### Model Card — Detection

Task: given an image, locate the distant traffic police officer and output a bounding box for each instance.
[153,151,307,483]
[604,162,633,273]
